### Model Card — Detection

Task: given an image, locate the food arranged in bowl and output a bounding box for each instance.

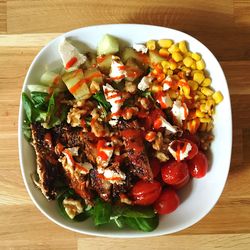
[22,33,223,232]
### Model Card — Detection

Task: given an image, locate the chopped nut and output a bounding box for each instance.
[152,132,163,151]
[67,107,87,127]
[125,81,137,93]
[90,80,101,94]
[155,151,169,162]
[122,107,139,120]
[63,198,83,219]
[91,119,110,137]
[139,97,151,110]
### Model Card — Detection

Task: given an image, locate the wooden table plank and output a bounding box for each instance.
[1,0,250,245]
[0,0,6,33]
[77,234,250,250]
[6,0,250,61]
[234,0,250,26]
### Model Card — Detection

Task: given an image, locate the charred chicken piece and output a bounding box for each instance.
[89,168,112,202]
[30,123,64,200]
[118,120,153,181]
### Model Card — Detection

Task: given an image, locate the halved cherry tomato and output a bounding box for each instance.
[172,172,190,189]
[150,158,161,178]
[154,188,180,214]
[161,160,189,185]
[131,180,162,206]
[188,151,208,178]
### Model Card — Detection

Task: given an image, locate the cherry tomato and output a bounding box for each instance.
[188,151,208,178]
[131,180,162,206]
[161,160,189,185]
[172,172,190,189]
[154,188,180,214]
[150,158,161,178]
[183,139,198,160]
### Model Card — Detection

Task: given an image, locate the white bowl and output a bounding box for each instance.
[18,24,232,237]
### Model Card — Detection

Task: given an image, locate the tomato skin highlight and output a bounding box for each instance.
[131,180,162,206]
[172,173,190,189]
[154,188,180,214]
[150,158,161,178]
[161,160,189,186]
[188,151,208,178]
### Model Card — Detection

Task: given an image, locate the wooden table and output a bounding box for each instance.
[0,0,250,249]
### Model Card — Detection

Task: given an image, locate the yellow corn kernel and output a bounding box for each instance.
[152,69,158,75]
[199,122,207,131]
[159,48,170,57]
[194,95,199,101]
[196,109,205,118]
[191,69,203,77]
[168,44,179,54]
[206,99,215,109]
[200,87,214,96]
[179,41,188,54]
[201,77,211,87]
[169,61,177,70]
[196,59,206,70]
[188,80,199,91]
[190,62,197,70]
[181,66,191,75]
[172,52,183,62]
[146,40,156,50]
[182,85,191,99]
[193,72,205,84]
[151,84,163,93]
[183,56,194,67]
[212,91,224,104]
[191,52,201,61]
[161,60,170,69]
[158,39,173,48]
[167,69,173,75]
[200,117,212,123]
[200,103,207,113]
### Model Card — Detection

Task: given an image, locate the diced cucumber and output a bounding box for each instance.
[97,54,113,74]
[40,71,66,90]
[27,85,63,94]
[83,68,103,84]
[125,58,143,81]
[27,85,51,93]
[97,34,119,56]
[84,52,97,69]
[121,47,149,70]
[62,69,91,100]
[149,51,166,66]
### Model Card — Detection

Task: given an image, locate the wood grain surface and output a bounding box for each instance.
[0,0,250,249]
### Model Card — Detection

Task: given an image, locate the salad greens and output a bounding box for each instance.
[56,189,158,232]
[22,91,69,132]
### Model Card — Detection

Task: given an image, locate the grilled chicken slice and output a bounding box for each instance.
[30,123,63,200]
[59,148,93,205]
[53,124,98,164]
[118,120,153,181]
[89,168,112,202]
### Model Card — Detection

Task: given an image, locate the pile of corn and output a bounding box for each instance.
[146,39,223,134]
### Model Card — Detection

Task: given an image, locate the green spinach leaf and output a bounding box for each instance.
[30,92,49,110]
[92,91,111,112]
[93,198,112,226]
